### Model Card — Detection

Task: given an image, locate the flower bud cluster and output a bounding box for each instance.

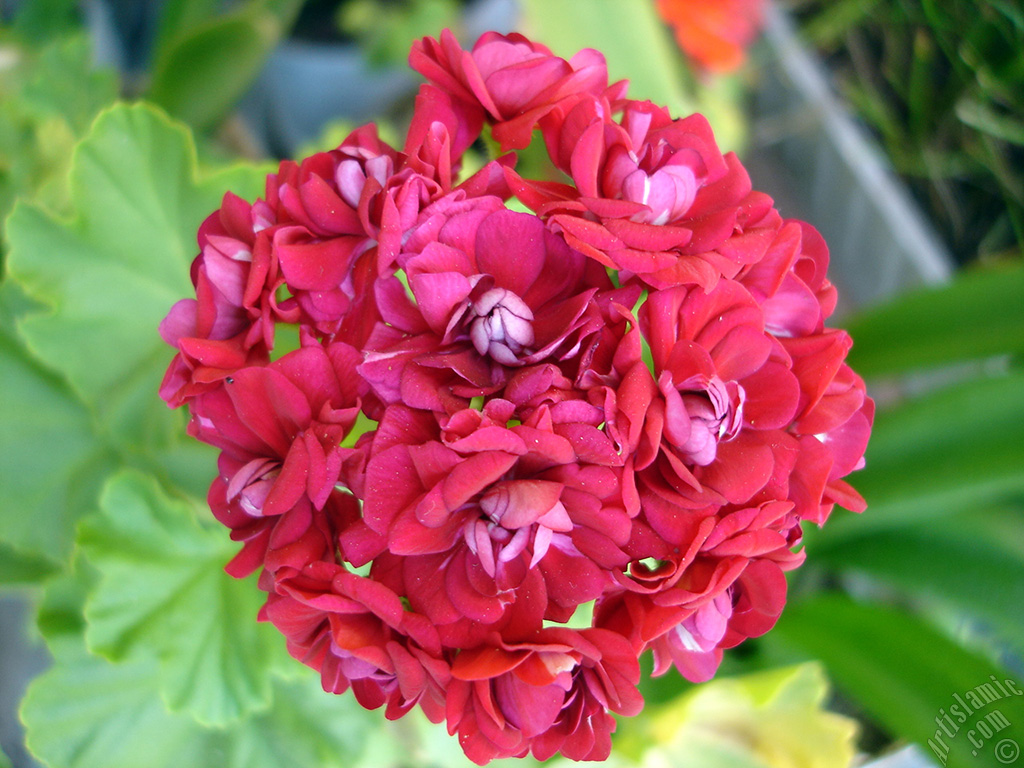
[160,29,872,764]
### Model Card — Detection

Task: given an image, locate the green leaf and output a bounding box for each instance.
[801,0,885,50]
[152,0,224,63]
[520,0,695,116]
[0,325,117,563]
[518,0,747,151]
[24,563,374,768]
[34,555,96,642]
[340,0,461,68]
[8,0,81,43]
[845,261,1024,377]
[151,433,223,501]
[17,35,120,134]
[0,540,59,587]
[25,546,528,768]
[22,633,373,768]
[148,0,304,130]
[5,102,265,454]
[832,370,1024,529]
[2,102,242,561]
[78,470,288,725]
[810,508,1024,650]
[0,34,118,233]
[761,595,1024,768]
[22,636,206,768]
[956,98,1024,146]
[0,279,43,328]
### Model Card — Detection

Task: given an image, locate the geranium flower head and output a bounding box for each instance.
[160,27,871,764]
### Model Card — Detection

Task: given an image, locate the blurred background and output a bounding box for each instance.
[1,1,1022,768]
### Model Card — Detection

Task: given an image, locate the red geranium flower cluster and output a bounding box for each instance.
[160,30,872,765]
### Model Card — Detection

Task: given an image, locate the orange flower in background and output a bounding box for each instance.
[656,0,766,73]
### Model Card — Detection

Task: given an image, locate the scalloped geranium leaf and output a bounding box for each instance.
[25,558,527,768]
[22,635,373,768]
[0,239,209,567]
[4,102,266,454]
[24,558,368,768]
[22,637,206,767]
[0,324,117,563]
[77,470,289,726]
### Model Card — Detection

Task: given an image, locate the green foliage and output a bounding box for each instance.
[0,34,118,246]
[23,635,218,768]
[0,322,118,562]
[149,0,305,130]
[762,595,1024,768]
[5,103,264,490]
[811,507,1024,651]
[837,369,1024,527]
[34,555,96,641]
[0,540,58,587]
[793,0,1024,261]
[5,0,82,43]
[1,96,388,767]
[339,0,461,67]
[1,6,1021,768]
[79,471,290,725]
[823,254,1024,626]
[1,102,268,569]
[520,0,695,117]
[519,0,747,151]
[152,0,227,61]
[19,531,515,768]
[845,260,1024,376]
[22,630,374,768]
[2,0,301,153]
[798,243,1024,763]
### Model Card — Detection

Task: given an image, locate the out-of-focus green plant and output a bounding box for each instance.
[147,0,304,130]
[0,34,117,248]
[612,664,858,768]
[2,0,304,133]
[337,0,463,67]
[756,257,1024,768]
[789,0,1024,263]
[0,0,303,251]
